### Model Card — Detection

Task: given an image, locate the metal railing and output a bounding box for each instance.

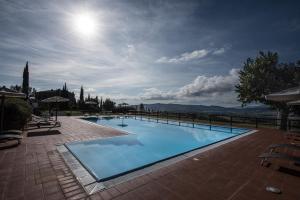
[127,111,300,132]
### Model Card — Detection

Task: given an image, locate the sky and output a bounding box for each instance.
[0,0,300,107]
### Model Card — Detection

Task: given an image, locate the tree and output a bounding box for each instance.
[235,51,300,130]
[62,82,68,98]
[95,96,99,107]
[99,97,103,111]
[63,82,67,91]
[10,85,21,92]
[79,86,84,103]
[139,103,145,111]
[102,98,115,111]
[22,61,29,97]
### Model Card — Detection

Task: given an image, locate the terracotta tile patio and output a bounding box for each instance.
[0,117,299,200]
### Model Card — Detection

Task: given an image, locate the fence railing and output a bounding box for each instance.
[126,111,300,131]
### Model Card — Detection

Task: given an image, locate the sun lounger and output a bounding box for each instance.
[28,120,52,127]
[0,130,22,135]
[31,114,54,123]
[0,134,23,144]
[48,121,61,129]
[32,114,52,120]
[0,130,23,145]
[267,144,300,152]
[259,152,300,166]
[285,132,300,141]
[28,118,61,129]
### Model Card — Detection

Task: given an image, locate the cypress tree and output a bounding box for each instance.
[139,103,145,111]
[80,86,84,103]
[22,61,29,97]
[100,97,103,111]
[62,82,68,98]
[64,82,67,91]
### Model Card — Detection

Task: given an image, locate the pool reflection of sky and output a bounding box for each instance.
[66,117,249,181]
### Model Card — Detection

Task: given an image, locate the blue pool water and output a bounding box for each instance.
[65,117,249,181]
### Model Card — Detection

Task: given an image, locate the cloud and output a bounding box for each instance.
[123,44,136,60]
[2,0,298,107]
[212,47,225,55]
[140,68,239,100]
[85,87,96,93]
[140,88,176,100]
[177,68,239,97]
[156,49,210,63]
[156,46,230,64]
[69,68,239,106]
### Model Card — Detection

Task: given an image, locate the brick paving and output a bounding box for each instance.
[0,116,299,200]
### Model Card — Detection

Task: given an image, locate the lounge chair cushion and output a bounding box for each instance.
[267,143,300,152]
[0,134,23,140]
[0,130,22,135]
[259,152,300,166]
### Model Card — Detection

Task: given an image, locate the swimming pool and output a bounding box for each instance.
[65,116,250,182]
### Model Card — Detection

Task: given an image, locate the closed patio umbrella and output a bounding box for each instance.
[265,87,300,102]
[0,89,26,131]
[41,96,69,121]
[287,100,300,106]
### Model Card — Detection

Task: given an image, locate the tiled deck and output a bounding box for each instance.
[0,117,299,200]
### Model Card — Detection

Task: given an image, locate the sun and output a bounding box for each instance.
[72,12,98,38]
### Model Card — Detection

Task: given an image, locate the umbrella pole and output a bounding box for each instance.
[48,104,51,119]
[56,102,58,121]
[0,95,4,131]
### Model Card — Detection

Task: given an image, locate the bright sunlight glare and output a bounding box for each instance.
[72,12,98,38]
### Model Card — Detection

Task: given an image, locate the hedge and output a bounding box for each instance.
[2,98,31,130]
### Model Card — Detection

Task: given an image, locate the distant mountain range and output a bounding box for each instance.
[143,103,275,117]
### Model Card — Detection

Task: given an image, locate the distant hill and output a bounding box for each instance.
[143,103,275,117]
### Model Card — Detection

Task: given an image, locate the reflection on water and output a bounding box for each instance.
[81,134,143,147]
[68,117,250,181]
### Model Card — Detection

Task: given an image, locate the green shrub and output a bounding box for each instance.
[2,98,32,130]
[66,111,72,116]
